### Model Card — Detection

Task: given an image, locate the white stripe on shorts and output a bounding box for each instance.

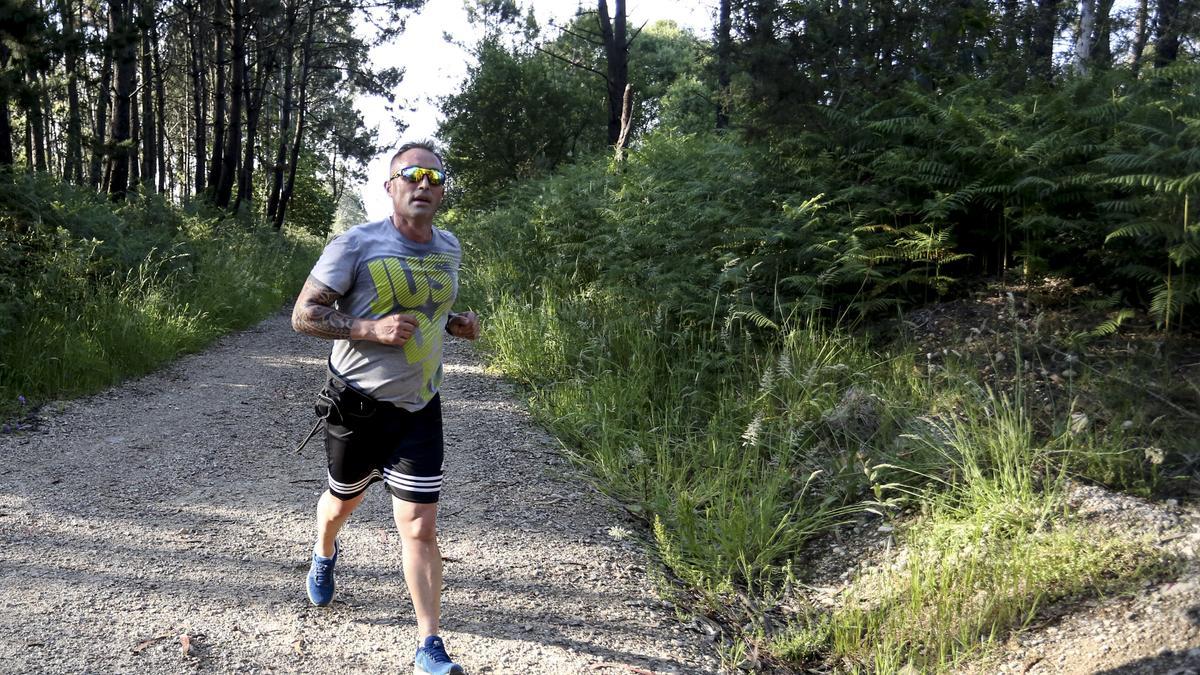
[327,470,381,494]
[383,467,443,493]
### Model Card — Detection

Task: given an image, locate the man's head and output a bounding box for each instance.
[385,140,446,223]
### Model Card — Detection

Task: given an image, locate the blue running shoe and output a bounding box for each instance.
[306,540,338,606]
[414,635,464,675]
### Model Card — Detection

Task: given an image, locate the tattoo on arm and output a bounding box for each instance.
[292,276,357,339]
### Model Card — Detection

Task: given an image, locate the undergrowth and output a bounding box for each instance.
[449,115,1180,669]
[0,172,320,419]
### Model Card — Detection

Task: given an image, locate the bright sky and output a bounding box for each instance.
[354,0,717,219]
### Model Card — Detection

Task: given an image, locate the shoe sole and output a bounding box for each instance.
[414,666,464,675]
[307,590,335,607]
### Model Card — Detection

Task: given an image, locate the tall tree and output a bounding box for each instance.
[1153,0,1183,66]
[275,0,315,229]
[214,0,244,208]
[1131,0,1152,74]
[206,0,227,196]
[89,43,113,189]
[0,42,11,167]
[1075,0,1098,73]
[715,0,731,129]
[139,0,157,191]
[187,0,208,195]
[597,0,628,146]
[107,0,138,200]
[266,0,298,222]
[151,7,166,193]
[235,0,278,213]
[25,66,47,172]
[1030,0,1062,82]
[60,0,84,182]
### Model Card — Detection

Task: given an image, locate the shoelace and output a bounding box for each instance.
[313,559,333,584]
[425,641,452,663]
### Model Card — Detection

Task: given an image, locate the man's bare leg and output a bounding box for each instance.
[393,498,442,638]
[316,490,365,557]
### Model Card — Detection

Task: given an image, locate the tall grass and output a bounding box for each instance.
[475,276,922,595]
[450,125,1171,669]
[795,401,1169,671]
[0,173,320,418]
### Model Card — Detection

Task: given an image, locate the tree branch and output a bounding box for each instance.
[625,19,648,47]
[557,24,603,45]
[534,45,609,81]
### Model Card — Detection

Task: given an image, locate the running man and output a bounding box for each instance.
[291,140,479,675]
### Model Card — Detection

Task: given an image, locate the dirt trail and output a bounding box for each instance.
[0,310,719,674]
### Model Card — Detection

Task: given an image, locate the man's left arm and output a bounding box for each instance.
[446,311,480,340]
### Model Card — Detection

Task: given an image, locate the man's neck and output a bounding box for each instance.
[391,214,434,243]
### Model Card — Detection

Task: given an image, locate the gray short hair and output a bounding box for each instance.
[390,140,444,171]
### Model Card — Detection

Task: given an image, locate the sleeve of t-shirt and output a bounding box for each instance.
[309,232,358,294]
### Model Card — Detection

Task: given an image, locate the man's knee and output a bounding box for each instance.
[393,501,438,542]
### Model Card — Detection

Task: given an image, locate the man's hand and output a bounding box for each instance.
[355,313,419,346]
[446,311,480,340]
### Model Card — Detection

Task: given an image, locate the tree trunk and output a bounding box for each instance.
[1153,0,1182,67]
[1030,0,1061,83]
[1131,0,1151,75]
[61,0,84,183]
[28,69,47,172]
[129,77,140,187]
[267,8,297,221]
[1090,0,1117,67]
[236,10,274,214]
[189,2,208,195]
[23,115,32,172]
[215,0,244,209]
[152,12,166,193]
[139,0,156,192]
[90,47,113,189]
[716,0,732,130]
[41,73,55,174]
[1074,0,1096,74]
[207,0,227,198]
[0,42,11,167]
[597,0,628,147]
[275,1,315,230]
[107,0,136,200]
[1003,0,1019,53]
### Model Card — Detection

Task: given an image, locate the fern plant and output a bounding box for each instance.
[1099,64,1200,329]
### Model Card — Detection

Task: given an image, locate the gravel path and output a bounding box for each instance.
[0,310,720,674]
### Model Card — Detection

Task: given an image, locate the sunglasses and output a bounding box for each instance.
[390,165,447,186]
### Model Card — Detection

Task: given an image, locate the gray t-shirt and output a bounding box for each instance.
[309,217,461,411]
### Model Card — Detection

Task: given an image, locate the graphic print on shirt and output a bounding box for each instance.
[364,252,456,401]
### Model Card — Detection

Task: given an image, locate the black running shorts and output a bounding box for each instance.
[324,394,444,503]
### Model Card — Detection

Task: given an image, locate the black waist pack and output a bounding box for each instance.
[315,370,380,426]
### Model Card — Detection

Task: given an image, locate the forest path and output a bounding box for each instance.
[0,309,719,674]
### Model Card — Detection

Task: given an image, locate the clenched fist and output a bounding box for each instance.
[446,311,480,340]
[354,313,420,346]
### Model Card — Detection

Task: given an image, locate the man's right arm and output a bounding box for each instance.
[292,276,357,339]
[292,275,417,345]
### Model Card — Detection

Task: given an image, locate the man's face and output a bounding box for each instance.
[386,148,445,221]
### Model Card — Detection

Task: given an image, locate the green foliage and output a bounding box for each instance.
[439,17,709,206]
[0,171,320,417]
[439,35,604,207]
[1098,64,1200,329]
[738,68,1200,327]
[283,154,337,237]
